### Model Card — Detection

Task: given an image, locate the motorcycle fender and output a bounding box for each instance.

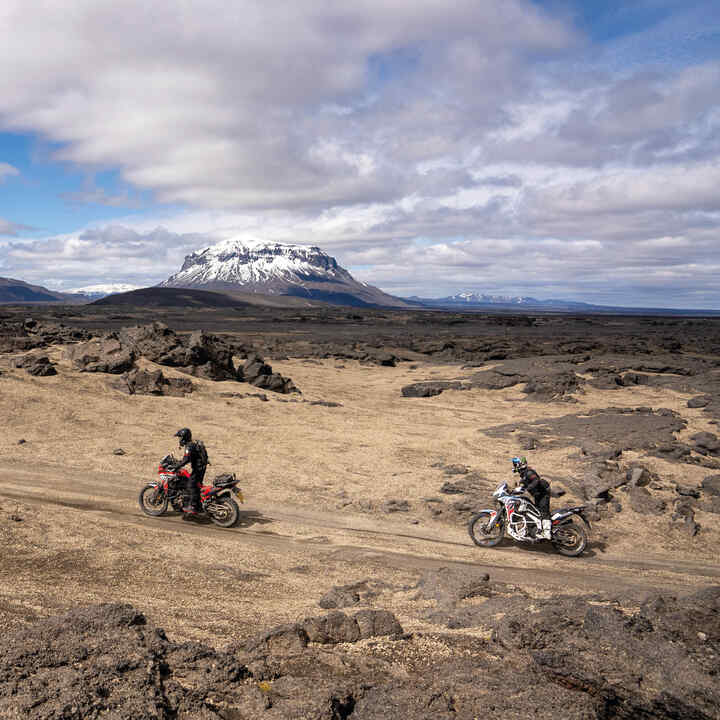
[213,488,232,499]
[148,480,160,488]
[553,511,591,530]
[482,509,500,527]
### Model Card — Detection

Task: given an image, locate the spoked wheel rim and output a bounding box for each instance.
[553,521,587,556]
[139,485,168,516]
[207,498,239,528]
[468,511,504,547]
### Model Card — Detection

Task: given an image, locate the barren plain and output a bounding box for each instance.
[1,306,719,719]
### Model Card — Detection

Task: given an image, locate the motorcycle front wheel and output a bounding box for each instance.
[207,497,239,528]
[139,484,168,516]
[552,519,588,557]
[468,511,505,547]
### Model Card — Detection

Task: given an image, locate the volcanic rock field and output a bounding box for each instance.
[1,304,719,719]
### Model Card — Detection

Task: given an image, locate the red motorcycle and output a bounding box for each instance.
[138,454,243,528]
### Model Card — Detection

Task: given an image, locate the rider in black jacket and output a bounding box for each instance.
[173,428,207,515]
[512,456,552,539]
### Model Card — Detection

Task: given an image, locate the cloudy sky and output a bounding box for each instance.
[1,0,719,307]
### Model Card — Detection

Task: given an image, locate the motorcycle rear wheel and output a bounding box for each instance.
[468,511,505,547]
[552,519,588,557]
[139,484,168,516]
[207,497,239,528]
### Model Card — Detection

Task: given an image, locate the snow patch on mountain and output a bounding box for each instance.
[448,291,540,304]
[161,237,351,288]
[71,283,141,295]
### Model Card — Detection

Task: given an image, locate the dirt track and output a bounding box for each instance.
[2,464,717,604]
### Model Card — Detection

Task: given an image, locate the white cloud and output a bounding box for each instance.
[0,163,19,182]
[0,2,719,307]
[0,0,575,211]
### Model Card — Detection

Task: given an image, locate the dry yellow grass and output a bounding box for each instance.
[0,346,717,645]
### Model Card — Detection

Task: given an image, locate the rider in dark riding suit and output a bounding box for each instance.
[172,428,206,516]
[512,456,552,539]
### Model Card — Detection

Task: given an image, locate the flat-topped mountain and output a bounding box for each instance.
[160,237,410,308]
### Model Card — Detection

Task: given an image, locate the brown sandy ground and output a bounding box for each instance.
[1,347,718,645]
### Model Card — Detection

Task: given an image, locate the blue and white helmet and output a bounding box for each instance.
[511,456,527,473]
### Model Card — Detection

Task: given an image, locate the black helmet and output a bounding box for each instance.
[174,428,192,446]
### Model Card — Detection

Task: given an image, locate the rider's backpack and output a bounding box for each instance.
[195,440,210,479]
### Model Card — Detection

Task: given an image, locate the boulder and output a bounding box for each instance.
[66,337,135,374]
[318,580,385,610]
[117,322,181,363]
[672,498,700,536]
[299,609,402,645]
[354,610,403,639]
[703,496,720,514]
[117,323,236,381]
[701,475,720,496]
[581,463,627,500]
[301,611,361,644]
[691,432,720,454]
[183,330,235,379]
[616,372,651,386]
[401,381,465,397]
[626,465,652,487]
[68,324,299,393]
[117,368,193,397]
[242,353,299,394]
[471,371,526,390]
[688,395,712,408]
[522,371,583,400]
[674,484,700,498]
[14,354,57,376]
[242,353,272,381]
[376,352,397,367]
[247,623,309,656]
[492,587,720,718]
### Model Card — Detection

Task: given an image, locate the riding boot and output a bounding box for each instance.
[541,519,552,539]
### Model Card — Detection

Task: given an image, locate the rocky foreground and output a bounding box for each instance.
[2,576,719,720]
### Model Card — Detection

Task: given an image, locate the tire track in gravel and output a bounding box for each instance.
[1,468,718,597]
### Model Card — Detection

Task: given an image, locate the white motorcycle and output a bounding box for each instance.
[468,482,589,557]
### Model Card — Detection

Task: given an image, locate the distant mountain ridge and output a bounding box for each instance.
[407,291,720,315]
[0,277,81,304]
[409,291,596,309]
[160,237,410,308]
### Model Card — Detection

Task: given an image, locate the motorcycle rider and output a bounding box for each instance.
[172,428,207,517]
[512,456,552,539]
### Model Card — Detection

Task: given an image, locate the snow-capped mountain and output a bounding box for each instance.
[407,291,598,310]
[69,283,141,300]
[443,291,542,305]
[161,237,409,308]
